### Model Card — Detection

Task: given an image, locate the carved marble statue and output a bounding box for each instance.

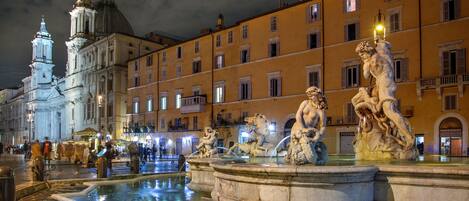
[228,114,277,157]
[285,86,328,165]
[128,142,139,174]
[353,40,417,160]
[196,127,218,158]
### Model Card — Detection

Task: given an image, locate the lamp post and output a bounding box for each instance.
[27,110,33,142]
[374,10,386,43]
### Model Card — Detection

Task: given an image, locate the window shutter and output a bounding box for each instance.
[307,34,311,49]
[457,48,466,74]
[240,50,243,63]
[249,81,252,99]
[401,58,409,81]
[278,77,282,96]
[455,0,461,18]
[443,1,449,21]
[277,42,280,56]
[356,23,360,40]
[342,67,347,88]
[344,24,349,41]
[356,0,360,10]
[356,64,361,86]
[222,55,225,67]
[306,5,311,23]
[442,51,450,75]
[317,32,321,47]
[238,82,242,100]
[247,48,251,62]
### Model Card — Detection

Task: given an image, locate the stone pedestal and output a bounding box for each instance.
[187,158,220,193]
[210,162,377,201]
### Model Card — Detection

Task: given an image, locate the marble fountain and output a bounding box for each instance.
[50,40,469,201]
[186,40,469,201]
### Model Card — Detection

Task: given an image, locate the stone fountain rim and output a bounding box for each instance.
[210,161,378,175]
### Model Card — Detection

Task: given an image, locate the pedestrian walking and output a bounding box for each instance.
[178,154,186,172]
[23,141,29,159]
[43,137,52,167]
[152,144,157,161]
[105,141,113,172]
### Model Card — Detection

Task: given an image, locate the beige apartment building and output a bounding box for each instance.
[127,0,469,156]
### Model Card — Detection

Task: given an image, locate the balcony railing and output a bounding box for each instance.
[440,75,458,86]
[180,95,206,114]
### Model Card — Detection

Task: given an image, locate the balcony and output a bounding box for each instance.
[418,74,469,98]
[180,95,206,114]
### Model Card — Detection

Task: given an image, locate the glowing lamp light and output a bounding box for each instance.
[268,124,276,132]
[375,24,384,32]
[132,136,139,142]
[373,10,386,42]
[241,132,250,138]
[146,135,152,140]
[167,139,173,145]
[97,133,102,138]
[106,134,112,140]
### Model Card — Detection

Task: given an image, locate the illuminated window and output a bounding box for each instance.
[175,93,182,109]
[345,0,357,13]
[214,83,225,103]
[216,55,225,68]
[147,96,153,112]
[242,25,248,39]
[309,4,320,22]
[160,96,167,110]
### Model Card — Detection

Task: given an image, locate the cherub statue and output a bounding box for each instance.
[196,127,218,158]
[285,86,328,165]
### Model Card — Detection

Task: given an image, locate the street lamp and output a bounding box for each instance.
[374,10,386,42]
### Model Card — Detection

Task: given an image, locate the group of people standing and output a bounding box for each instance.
[138,143,165,164]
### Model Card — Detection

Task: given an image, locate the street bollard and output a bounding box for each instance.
[0,166,15,201]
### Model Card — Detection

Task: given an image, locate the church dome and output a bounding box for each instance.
[94,0,134,37]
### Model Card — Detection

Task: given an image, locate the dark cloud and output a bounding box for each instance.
[0,0,293,88]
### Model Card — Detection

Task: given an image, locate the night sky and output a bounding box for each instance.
[0,0,293,89]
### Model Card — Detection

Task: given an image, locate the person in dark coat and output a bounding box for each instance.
[178,155,186,172]
[151,144,157,161]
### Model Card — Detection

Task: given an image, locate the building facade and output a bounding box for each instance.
[127,0,469,156]
[64,0,171,140]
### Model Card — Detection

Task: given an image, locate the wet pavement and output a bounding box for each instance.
[0,154,180,186]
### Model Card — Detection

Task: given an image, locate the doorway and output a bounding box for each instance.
[439,117,463,156]
[340,132,355,154]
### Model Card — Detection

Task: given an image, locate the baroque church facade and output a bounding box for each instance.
[0,0,173,145]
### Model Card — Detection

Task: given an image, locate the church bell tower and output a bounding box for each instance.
[30,16,54,88]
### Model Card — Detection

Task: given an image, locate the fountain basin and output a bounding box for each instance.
[210,161,377,201]
[187,158,221,193]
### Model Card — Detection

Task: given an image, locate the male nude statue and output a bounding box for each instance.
[355,40,414,149]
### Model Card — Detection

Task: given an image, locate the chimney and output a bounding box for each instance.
[216,14,225,30]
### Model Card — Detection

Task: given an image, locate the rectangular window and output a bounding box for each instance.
[308,71,320,87]
[133,97,139,114]
[193,116,198,130]
[195,41,200,53]
[228,31,233,43]
[444,95,457,110]
[346,103,357,123]
[215,55,225,69]
[269,42,279,57]
[109,50,114,62]
[389,12,400,32]
[242,25,248,39]
[160,96,167,110]
[241,49,250,63]
[148,73,152,83]
[215,85,224,103]
[146,55,153,66]
[308,33,319,49]
[162,51,167,62]
[309,4,320,22]
[107,103,113,117]
[443,49,466,76]
[134,61,138,71]
[345,23,359,41]
[175,93,182,109]
[216,35,222,47]
[177,46,182,59]
[134,76,140,87]
[270,16,277,32]
[192,60,202,74]
[343,65,360,88]
[345,0,357,12]
[269,77,281,97]
[443,0,460,21]
[161,67,167,80]
[176,64,182,77]
[394,59,408,82]
[239,79,251,100]
[147,96,153,112]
